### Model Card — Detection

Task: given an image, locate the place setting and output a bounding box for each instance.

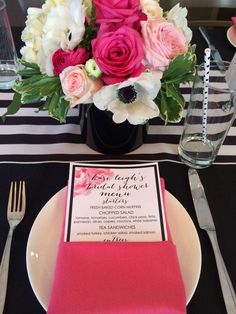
[0,1,236,314]
[26,161,201,312]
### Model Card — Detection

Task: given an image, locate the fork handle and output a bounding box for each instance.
[0,228,14,313]
[207,230,236,314]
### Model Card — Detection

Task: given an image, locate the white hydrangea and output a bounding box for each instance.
[20,0,86,76]
[167,3,192,43]
[42,0,67,12]
[20,8,45,64]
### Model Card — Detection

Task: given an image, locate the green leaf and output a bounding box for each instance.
[18,59,40,70]
[165,83,185,109]
[21,89,43,104]
[42,90,69,123]
[13,75,60,98]
[17,68,41,77]
[157,90,184,124]
[13,74,45,93]
[38,96,52,111]
[162,47,196,85]
[57,96,70,123]
[39,80,60,96]
[1,93,22,121]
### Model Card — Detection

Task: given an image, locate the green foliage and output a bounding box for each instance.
[1,93,22,121]
[38,89,69,123]
[1,71,69,122]
[18,59,40,70]
[155,46,197,123]
[79,4,97,52]
[162,45,196,84]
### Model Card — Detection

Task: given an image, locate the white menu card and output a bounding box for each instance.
[64,162,167,242]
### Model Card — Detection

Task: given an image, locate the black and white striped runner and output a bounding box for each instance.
[0,74,235,163]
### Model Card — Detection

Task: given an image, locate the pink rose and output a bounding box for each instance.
[92,26,145,85]
[52,48,89,75]
[141,20,188,71]
[94,0,146,30]
[59,65,102,107]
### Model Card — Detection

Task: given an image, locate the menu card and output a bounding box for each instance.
[64,162,167,242]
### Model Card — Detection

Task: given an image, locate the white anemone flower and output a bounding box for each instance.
[93,72,162,125]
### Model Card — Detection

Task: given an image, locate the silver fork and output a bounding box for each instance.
[0,181,26,313]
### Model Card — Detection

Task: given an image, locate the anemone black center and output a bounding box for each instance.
[117,86,137,104]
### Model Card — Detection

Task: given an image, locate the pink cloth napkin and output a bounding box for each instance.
[47,180,186,314]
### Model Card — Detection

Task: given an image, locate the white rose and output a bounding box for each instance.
[167,3,192,43]
[141,0,163,20]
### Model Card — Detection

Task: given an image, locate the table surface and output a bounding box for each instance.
[0,5,236,314]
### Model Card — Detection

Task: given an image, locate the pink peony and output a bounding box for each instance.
[52,48,89,75]
[92,26,145,85]
[74,168,114,196]
[141,20,188,71]
[93,0,146,30]
[59,65,102,107]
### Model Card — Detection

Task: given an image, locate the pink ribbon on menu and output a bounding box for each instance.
[47,179,186,314]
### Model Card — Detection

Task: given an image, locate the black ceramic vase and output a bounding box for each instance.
[80,104,147,155]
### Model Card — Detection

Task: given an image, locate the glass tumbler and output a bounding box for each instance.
[178,61,236,168]
[0,0,20,89]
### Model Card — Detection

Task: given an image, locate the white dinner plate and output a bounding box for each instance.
[26,187,201,310]
[227,25,236,48]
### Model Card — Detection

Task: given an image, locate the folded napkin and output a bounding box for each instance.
[47,180,186,314]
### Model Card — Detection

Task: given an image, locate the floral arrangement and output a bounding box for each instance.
[4,0,196,125]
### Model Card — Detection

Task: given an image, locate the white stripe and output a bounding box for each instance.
[192,93,231,102]
[0,107,79,117]
[0,124,81,134]
[0,93,14,100]
[148,125,183,135]
[0,143,234,156]
[0,143,99,155]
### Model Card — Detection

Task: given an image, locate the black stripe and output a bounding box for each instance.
[0,153,179,162]
[0,152,235,163]
[0,116,80,125]
[66,164,76,242]
[144,135,180,144]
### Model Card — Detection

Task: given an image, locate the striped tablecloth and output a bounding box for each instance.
[0,74,235,163]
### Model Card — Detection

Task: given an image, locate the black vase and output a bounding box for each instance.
[80,104,147,155]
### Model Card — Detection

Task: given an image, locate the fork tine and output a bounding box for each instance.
[16,181,22,212]
[12,182,17,212]
[7,182,13,213]
[21,181,26,214]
